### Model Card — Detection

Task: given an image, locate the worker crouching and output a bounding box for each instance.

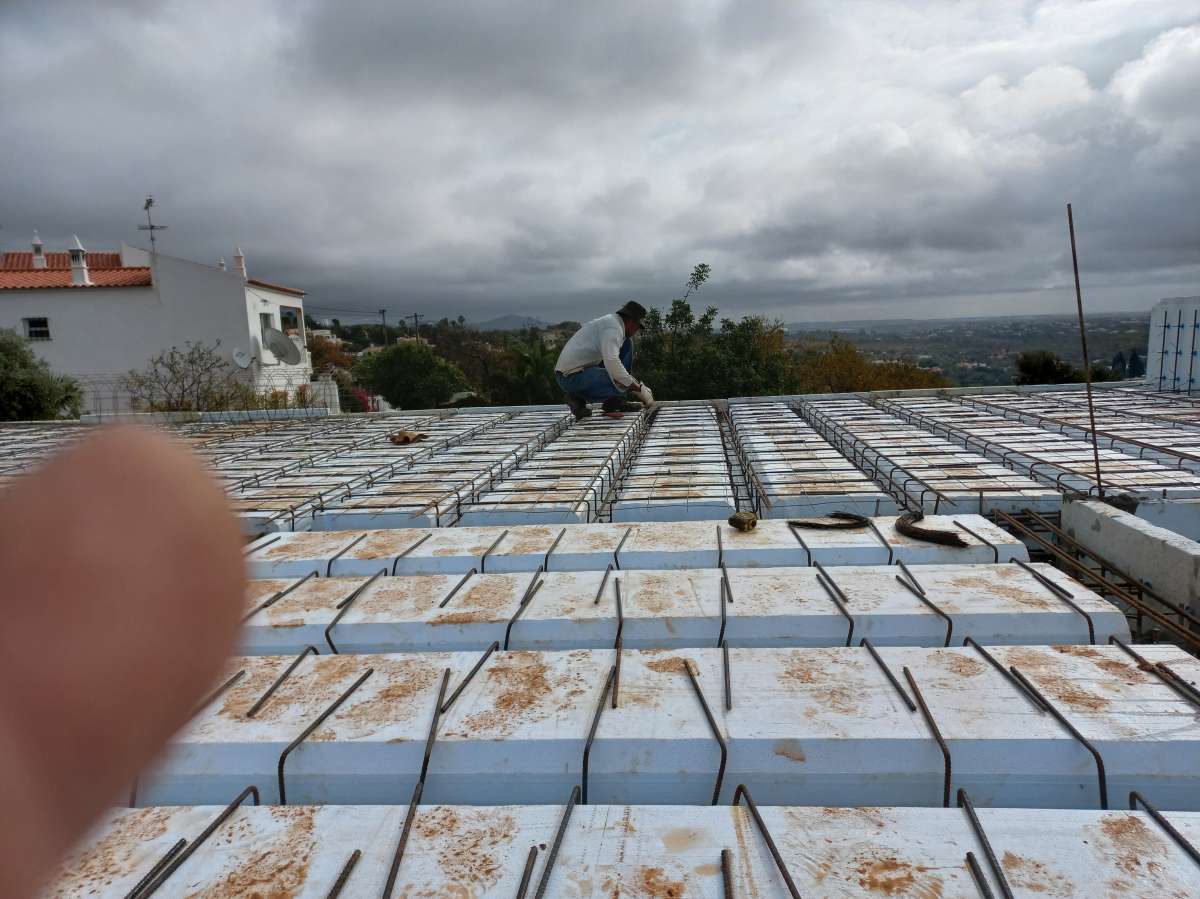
[554,301,656,420]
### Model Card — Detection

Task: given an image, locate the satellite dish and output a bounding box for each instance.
[264,327,302,364]
[232,347,254,369]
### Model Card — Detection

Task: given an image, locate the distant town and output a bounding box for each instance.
[786,312,1151,387]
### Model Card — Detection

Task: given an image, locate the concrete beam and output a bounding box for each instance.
[240,563,1127,655]
[50,802,1200,897]
[138,644,1200,809]
[1062,497,1200,620]
[244,515,1028,578]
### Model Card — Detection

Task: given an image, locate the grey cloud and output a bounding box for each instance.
[292,0,708,108]
[0,1,1197,328]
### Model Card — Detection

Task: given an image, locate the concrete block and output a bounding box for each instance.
[239,563,1127,655]
[243,515,1029,578]
[137,644,1200,810]
[50,802,1200,897]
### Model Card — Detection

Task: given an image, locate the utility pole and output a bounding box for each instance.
[379,308,388,346]
[137,196,168,252]
[409,312,424,339]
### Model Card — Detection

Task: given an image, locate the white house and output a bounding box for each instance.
[0,233,312,411]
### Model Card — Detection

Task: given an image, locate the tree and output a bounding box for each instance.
[1014,351,1083,385]
[1110,350,1127,378]
[1014,351,1119,386]
[508,335,560,405]
[1128,348,1145,378]
[636,299,949,400]
[122,341,240,411]
[353,340,472,409]
[0,328,82,420]
[793,337,948,393]
[307,335,354,372]
[678,262,711,301]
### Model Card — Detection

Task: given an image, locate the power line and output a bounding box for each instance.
[305,303,388,315]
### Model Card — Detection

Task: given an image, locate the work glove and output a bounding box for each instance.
[637,384,655,407]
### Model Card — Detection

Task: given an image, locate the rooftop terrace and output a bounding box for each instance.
[6,381,1200,896]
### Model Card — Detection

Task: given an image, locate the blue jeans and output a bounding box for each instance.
[556,338,633,402]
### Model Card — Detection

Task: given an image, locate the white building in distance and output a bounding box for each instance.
[0,233,312,411]
[1147,296,1200,394]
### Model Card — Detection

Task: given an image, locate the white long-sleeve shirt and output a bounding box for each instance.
[554,313,636,388]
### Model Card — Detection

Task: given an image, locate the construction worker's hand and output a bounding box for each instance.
[637,384,656,407]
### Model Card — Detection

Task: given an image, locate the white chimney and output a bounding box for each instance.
[233,246,247,278]
[218,257,227,271]
[31,230,46,269]
[68,235,91,286]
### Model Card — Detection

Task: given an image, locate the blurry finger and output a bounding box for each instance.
[0,426,244,897]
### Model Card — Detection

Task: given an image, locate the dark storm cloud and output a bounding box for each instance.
[0,1,1197,326]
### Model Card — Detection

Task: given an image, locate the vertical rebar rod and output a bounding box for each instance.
[1067,202,1104,498]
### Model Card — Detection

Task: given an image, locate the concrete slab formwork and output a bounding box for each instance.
[213,413,497,533]
[1037,386,1200,429]
[136,643,1200,809]
[877,396,1200,499]
[0,421,87,491]
[952,392,1200,474]
[47,801,1200,897]
[240,562,1126,654]
[456,412,647,525]
[728,401,896,517]
[611,406,738,522]
[243,515,1028,577]
[305,410,572,529]
[799,397,1061,515]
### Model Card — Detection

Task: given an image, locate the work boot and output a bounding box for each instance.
[564,393,592,421]
[602,396,642,414]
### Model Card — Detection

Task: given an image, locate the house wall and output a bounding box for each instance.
[0,252,253,375]
[1,250,311,409]
[242,281,312,387]
[151,253,260,364]
[0,283,167,376]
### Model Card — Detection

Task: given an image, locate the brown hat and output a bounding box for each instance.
[617,300,648,322]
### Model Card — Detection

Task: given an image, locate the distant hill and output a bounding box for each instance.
[786,311,1147,335]
[468,314,548,331]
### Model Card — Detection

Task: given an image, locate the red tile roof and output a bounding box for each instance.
[0,268,152,290]
[246,277,306,297]
[1,251,123,270]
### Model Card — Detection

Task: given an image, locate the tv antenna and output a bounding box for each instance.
[138,195,168,251]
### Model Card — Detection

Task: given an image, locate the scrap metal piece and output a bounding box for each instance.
[896,511,968,548]
[787,512,869,529]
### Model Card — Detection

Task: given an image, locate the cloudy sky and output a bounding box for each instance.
[1,1,1197,325]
